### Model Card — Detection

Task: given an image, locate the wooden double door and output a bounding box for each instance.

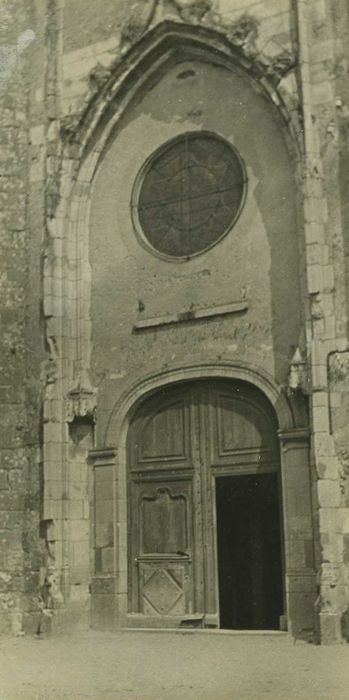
[127,380,284,629]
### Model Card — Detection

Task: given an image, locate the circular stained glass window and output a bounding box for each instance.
[131,132,247,260]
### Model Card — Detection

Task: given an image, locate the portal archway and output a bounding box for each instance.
[126,378,284,629]
[90,365,315,638]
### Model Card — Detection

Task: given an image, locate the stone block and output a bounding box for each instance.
[69,499,85,520]
[90,576,115,595]
[23,572,40,595]
[95,522,113,549]
[343,534,349,564]
[311,363,327,389]
[45,480,63,500]
[69,480,87,499]
[0,492,24,512]
[319,612,343,644]
[101,546,114,573]
[0,612,12,635]
[311,81,333,105]
[317,479,342,508]
[117,545,127,575]
[8,469,25,490]
[288,592,315,638]
[71,541,89,569]
[312,405,331,433]
[95,478,114,501]
[287,539,307,568]
[90,593,116,632]
[285,487,311,519]
[95,498,113,524]
[316,457,339,480]
[320,584,348,612]
[319,508,344,534]
[342,510,349,534]
[310,40,334,64]
[69,580,90,601]
[68,463,84,482]
[22,611,42,636]
[0,510,23,529]
[44,460,64,484]
[116,497,127,523]
[69,519,89,542]
[0,471,8,490]
[322,533,344,564]
[44,500,62,520]
[95,464,113,482]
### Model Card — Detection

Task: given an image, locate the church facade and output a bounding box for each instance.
[1,0,349,643]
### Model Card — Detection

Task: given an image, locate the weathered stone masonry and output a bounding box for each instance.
[1,0,349,642]
[0,0,43,634]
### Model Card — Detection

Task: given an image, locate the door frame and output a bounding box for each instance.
[213,466,285,630]
[90,362,316,638]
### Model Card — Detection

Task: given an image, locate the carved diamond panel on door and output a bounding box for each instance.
[141,564,187,616]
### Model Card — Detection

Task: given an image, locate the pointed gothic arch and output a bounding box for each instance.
[42,22,311,636]
[48,20,302,427]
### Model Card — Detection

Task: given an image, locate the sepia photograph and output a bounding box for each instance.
[0,0,349,698]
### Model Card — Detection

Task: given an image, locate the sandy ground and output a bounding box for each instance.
[0,629,348,700]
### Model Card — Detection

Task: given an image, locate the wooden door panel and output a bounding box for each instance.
[139,401,186,461]
[208,387,279,468]
[130,480,193,617]
[127,379,281,627]
[140,486,189,555]
[129,390,192,472]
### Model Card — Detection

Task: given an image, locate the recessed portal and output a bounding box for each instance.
[126,379,285,628]
[216,473,283,630]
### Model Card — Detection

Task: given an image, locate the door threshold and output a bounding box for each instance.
[122,627,287,636]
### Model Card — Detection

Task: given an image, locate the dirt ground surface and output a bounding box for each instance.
[0,629,348,700]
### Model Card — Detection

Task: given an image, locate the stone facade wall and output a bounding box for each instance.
[0,0,349,642]
[89,56,301,442]
[296,0,349,642]
[0,0,43,635]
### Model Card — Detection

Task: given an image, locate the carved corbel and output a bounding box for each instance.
[288,347,309,394]
[66,371,97,422]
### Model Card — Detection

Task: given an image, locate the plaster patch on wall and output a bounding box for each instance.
[0,30,35,86]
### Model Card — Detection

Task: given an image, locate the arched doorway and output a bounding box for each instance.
[127,379,284,629]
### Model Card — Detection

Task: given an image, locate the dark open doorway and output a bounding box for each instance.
[216,473,283,630]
